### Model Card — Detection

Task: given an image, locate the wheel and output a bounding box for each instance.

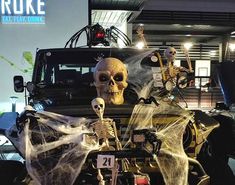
[197,114,235,185]
[0,160,27,185]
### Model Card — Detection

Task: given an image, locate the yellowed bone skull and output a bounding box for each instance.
[93,57,128,105]
[91,97,105,120]
[164,46,177,62]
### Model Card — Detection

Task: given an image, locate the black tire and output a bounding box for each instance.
[0,160,26,185]
[198,114,235,185]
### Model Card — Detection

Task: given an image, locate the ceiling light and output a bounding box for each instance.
[231,31,235,35]
[183,42,193,50]
[136,41,144,50]
[229,43,235,52]
[172,24,181,27]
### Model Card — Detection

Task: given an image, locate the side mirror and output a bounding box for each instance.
[13,76,24,92]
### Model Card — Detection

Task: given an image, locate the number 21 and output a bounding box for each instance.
[103,157,111,166]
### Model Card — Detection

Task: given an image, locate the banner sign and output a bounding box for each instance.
[0,0,46,24]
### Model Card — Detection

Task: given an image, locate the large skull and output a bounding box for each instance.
[91,97,105,120]
[93,57,128,105]
[164,47,177,62]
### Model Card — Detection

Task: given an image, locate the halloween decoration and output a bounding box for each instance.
[164,46,178,90]
[124,98,193,185]
[91,97,105,121]
[136,25,148,49]
[91,97,122,185]
[91,97,121,150]
[6,108,99,185]
[65,24,131,48]
[4,42,216,185]
[183,47,193,73]
[163,46,192,92]
[93,57,128,105]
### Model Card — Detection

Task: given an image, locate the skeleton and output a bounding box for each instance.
[93,57,128,105]
[91,97,121,150]
[162,47,178,91]
[91,97,122,185]
[163,47,192,91]
[164,46,178,78]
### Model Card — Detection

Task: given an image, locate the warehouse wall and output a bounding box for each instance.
[0,0,88,112]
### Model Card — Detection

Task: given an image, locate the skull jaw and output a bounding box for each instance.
[167,55,175,62]
[96,84,126,105]
[95,110,104,120]
[99,91,125,105]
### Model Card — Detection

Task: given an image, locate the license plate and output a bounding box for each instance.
[97,154,115,169]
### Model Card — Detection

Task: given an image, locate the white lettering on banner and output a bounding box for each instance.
[0,0,46,24]
[0,0,45,15]
[1,0,11,14]
[13,0,23,14]
[1,15,45,24]
[37,0,44,15]
[26,0,35,15]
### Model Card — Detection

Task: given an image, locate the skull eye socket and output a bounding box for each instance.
[169,51,176,54]
[100,104,103,108]
[99,74,109,82]
[94,105,98,109]
[114,73,123,82]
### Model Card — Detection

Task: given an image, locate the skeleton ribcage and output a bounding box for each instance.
[93,119,115,139]
[164,66,180,79]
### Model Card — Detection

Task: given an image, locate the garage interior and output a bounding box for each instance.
[91,0,235,110]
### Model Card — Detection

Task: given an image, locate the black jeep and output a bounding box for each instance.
[3,46,221,185]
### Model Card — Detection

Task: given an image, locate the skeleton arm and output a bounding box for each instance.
[110,121,122,150]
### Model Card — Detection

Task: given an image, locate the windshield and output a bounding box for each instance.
[31,48,159,106]
[40,62,95,87]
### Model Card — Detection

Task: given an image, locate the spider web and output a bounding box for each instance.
[7,101,192,185]
[5,49,193,185]
[7,111,100,185]
[123,50,193,184]
[124,99,193,185]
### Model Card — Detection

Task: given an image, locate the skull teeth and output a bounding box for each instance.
[105,91,120,96]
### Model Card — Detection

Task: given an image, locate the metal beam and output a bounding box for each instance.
[132,30,229,36]
[131,10,235,26]
[91,0,146,11]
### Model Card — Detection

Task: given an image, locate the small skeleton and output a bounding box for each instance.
[164,46,193,78]
[91,97,105,121]
[91,97,122,185]
[164,46,178,79]
[163,46,193,91]
[91,98,121,150]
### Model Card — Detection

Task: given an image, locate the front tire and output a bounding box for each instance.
[198,114,235,185]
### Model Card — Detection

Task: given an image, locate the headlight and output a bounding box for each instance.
[133,134,146,143]
[132,129,147,143]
